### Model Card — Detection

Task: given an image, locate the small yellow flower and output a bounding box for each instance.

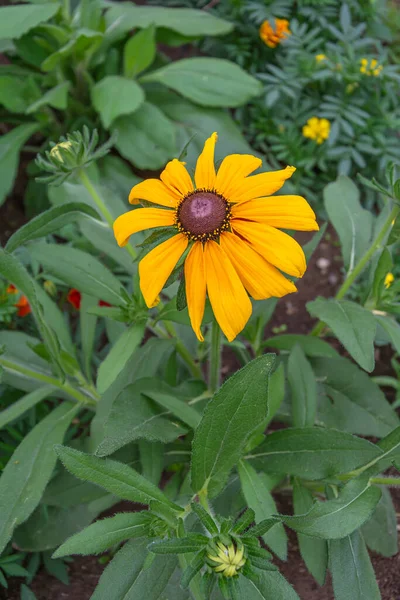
[259,18,291,48]
[384,273,394,289]
[302,117,331,144]
[360,58,383,76]
[316,54,327,63]
[207,542,246,577]
[113,133,318,342]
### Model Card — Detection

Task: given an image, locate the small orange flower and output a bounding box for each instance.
[7,285,31,317]
[259,18,291,48]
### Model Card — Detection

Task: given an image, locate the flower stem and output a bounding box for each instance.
[78,169,137,261]
[311,203,400,336]
[209,320,222,393]
[0,357,98,406]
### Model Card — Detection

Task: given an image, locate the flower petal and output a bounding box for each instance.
[160,159,193,198]
[113,208,175,247]
[232,195,319,231]
[215,154,262,199]
[232,220,306,278]
[220,232,297,299]
[204,241,252,342]
[129,178,179,207]
[195,132,218,189]
[229,166,296,203]
[139,233,188,307]
[185,242,206,342]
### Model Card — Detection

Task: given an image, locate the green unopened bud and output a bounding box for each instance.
[50,141,74,164]
[206,540,246,578]
[43,280,57,297]
[36,126,115,186]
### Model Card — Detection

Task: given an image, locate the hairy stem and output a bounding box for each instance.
[209,320,222,393]
[0,357,98,406]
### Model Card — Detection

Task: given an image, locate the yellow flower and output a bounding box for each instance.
[384,273,394,289]
[302,117,331,144]
[113,133,318,342]
[207,542,246,577]
[360,58,383,76]
[259,18,291,48]
[316,54,327,63]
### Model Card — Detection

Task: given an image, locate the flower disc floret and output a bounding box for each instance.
[176,189,231,241]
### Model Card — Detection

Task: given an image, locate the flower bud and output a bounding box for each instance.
[206,540,246,578]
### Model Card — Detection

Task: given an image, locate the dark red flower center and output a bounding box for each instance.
[176,190,231,241]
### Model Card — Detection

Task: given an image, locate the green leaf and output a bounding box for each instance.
[264,363,285,426]
[307,298,376,372]
[292,481,327,585]
[239,570,300,600]
[26,81,70,114]
[20,585,37,600]
[247,428,382,480]
[323,176,373,270]
[281,479,381,539]
[34,283,75,357]
[288,345,317,427]
[375,314,400,354]
[53,512,150,558]
[139,441,164,486]
[0,123,39,206]
[143,58,262,108]
[0,75,37,113]
[97,322,145,394]
[113,102,176,170]
[91,537,177,600]
[14,497,116,552]
[191,355,275,498]
[28,242,126,306]
[371,248,392,305]
[92,76,144,129]
[0,249,63,376]
[264,334,339,358]
[54,445,181,511]
[0,402,79,553]
[190,503,219,536]
[238,462,287,560]
[150,534,208,554]
[0,386,55,430]
[96,379,199,456]
[124,25,156,78]
[362,487,398,557]
[329,530,381,600]
[312,356,399,437]
[105,4,233,37]
[5,202,100,253]
[41,29,103,72]
[0,4,59,40]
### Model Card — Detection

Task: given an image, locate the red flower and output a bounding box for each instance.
[67,288,81,310]
[99,300,111,307]
[67,289,112,310]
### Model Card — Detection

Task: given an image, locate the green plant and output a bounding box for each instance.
[197,0,400,205]
[0,0,262,212]
[0,128,399,598]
